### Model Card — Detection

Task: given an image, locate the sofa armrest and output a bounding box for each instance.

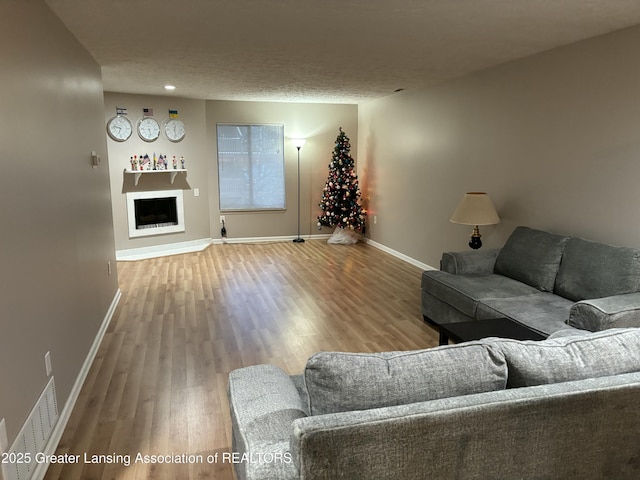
[568,292,640,332]
[440,248,500,274]
[227,365,307,480]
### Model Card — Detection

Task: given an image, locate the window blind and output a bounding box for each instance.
[217,124,285,211]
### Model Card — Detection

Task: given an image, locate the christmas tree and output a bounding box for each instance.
[317,127,366,232]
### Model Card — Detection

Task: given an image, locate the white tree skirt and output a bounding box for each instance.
[327,226,358,244]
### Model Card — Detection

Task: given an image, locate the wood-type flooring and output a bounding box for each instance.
[44,240,438,479]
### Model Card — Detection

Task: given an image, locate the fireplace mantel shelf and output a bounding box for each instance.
[124,169,187,186]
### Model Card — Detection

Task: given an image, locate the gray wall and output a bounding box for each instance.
[206,101,358,240]
[105,95,358,248]
[359,25,640,268]
[104,93,211,250]
[5,0,637,448]
[0,1,119,442]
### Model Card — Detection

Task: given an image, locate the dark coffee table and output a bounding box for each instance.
[433,317,547,346]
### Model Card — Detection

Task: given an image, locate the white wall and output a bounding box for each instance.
[359,25,640,268]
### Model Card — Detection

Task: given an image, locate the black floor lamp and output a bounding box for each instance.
[292,138,306,243]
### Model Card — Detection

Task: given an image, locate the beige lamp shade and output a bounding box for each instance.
[450,192,500,226]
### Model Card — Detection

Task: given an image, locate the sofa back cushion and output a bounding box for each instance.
[494,227,569,292]
[497,328,640,388]
[304,343,507,415]
[554,237,640,301]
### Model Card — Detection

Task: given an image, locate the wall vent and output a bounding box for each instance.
[2,377,58,480]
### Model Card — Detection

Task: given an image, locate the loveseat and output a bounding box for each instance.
[228,328,640,479]
[421,226,640,335]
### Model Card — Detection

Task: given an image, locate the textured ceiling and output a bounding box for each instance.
[45,0,640,104]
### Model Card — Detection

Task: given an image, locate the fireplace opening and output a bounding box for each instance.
[134,197,178,229]
[126,189,185,238]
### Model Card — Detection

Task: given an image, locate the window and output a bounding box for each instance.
[217,124,285,211]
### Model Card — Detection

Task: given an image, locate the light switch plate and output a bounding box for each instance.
[91,150,101,167]
[45,351,52,376]
[0,418,7,452]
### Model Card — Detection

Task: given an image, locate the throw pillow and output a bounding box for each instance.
[497,328,640,388]
[304,343,507,415]
[554,237,640,302]
[494,226,569,292]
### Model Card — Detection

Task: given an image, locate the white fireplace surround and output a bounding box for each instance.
[126,189,185,238]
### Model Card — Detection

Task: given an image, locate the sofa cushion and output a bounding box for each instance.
[554,237,640,302]
[476,292,573,335]
[496,328,640,388]
[304,343,507,415]
[421,271,540,318]
[494,227,569,292]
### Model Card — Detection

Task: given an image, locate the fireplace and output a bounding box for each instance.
[126,190,185,238]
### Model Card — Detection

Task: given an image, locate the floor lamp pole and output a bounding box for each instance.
[293,145,305,243]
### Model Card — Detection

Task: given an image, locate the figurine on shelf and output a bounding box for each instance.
[130,156,135,170]
[180,156,185,169]
[153,152,157,171]
[172,155,177,169]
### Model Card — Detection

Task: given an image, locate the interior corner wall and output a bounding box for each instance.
[104,93,210,251]
[205,101,358,240]
[106,97,356,248]
[0,1,118,442]
[358,25,640,268]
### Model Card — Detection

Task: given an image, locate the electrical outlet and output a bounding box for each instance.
[194,188,200,197]
[220,215,226,224]
[45,351,52,376]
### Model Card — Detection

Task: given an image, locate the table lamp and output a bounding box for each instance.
[450,192,500,249]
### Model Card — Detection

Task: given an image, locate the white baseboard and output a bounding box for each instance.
[116,236,337,260]
[115,235,434,275]
[116,238,212,261]
[30,289,122,480]
[214,234,332,244]
[365,238,436,271]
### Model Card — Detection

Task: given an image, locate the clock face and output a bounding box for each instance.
[164,118,186,142]
[137,117,160,142]
[106,115,132,142]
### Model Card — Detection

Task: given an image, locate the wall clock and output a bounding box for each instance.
[137,117,161,142]
[163,118,186,142]
[106,115,133,142]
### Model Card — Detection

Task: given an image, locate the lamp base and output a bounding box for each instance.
[292,237,305,243]
[469,226,482,250]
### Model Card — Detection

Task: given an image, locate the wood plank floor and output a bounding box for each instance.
[44,240,438,480]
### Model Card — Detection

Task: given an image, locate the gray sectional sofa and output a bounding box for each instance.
[228,328,640,479]
[421,226,640,335]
